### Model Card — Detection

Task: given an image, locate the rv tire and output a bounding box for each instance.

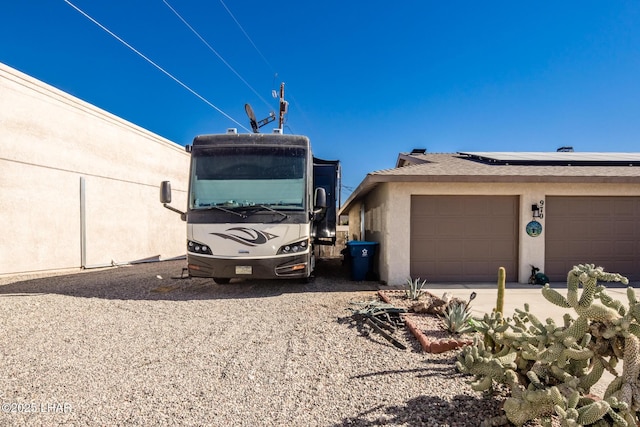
[300,274,315,284]
[213,277,231,284]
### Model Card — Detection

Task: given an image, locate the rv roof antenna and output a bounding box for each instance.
[244,103,276,133]
[278,82,288,133]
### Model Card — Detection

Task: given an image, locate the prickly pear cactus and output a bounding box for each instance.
[457,264,638,426]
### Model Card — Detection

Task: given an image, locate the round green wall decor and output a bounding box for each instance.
[526,220,543,237]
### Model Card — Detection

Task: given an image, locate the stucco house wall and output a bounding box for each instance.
[361,183,390,281]
[347,201,363,241]
[0,62,190,275]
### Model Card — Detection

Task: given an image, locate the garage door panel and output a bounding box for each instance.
[411,238,437,258]
[438,218,464,237]
[591,203,613,216]
[410,261,435,275]
[440,261,463,272]
[465,262,489,275]
[546,261,566,277]
[564,219,596,233]
[463,263,506,281]
[614,200,637,215]
[491,241,515,259]
[463,240,486,257]
[560,200,584,215]
[545,197,640,281]
[591,241,614,258]
[489,221,516,236]
[435,197,467,214]
[411,195,518,282]
[614,241,635,256]
[463,221,483,236]
[614,261,636,272]
[411,197,436,214]
[590,224,614,237]
[568,241,594,258]
[547,240,569,256]
[439,242,466,259]
[613,221,637,235]
[489,201,515,216]
[411,260,465,281]
[464,222,511,238]
[411,222,437,237]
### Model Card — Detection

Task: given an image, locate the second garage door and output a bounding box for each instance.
[545,196,640,282]
[410,195,518,282]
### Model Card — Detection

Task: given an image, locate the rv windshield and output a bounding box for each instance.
[189,146,306,211]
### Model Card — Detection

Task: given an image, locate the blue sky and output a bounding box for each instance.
[2,1,640,201]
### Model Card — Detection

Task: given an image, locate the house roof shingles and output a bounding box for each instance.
[380,153,640,180]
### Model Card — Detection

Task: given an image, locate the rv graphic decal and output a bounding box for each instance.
[210,227,279,247]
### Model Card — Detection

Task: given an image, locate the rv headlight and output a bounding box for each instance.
[277,239,309,255]
[187,240,213,255]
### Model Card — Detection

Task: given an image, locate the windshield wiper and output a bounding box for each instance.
[244,204,289,219]
[196,205,247,218]
[259,205,289,218]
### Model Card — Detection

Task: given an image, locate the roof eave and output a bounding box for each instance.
[339,173,640,214]
[339,174,382,215]
[374,174,640,183]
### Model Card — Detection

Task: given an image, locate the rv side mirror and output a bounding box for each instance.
[160,181,186,220]
[314,187,327,210]
[160,181,172,204]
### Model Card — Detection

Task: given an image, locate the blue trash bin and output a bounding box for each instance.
[346,241,378,281]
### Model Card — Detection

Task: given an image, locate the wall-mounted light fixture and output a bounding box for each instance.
[531,200,544,219]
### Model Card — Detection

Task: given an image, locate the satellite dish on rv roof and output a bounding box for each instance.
[244,103,259,133]
[244,103,277,133]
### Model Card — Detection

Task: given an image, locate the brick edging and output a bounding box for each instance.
[377,290,473,353]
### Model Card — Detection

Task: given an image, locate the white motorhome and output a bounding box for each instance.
[161,129,340,283]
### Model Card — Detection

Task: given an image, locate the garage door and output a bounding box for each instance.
[545,196,640,282]
[410,195,518,282]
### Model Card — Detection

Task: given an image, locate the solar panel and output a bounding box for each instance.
[458,152,640,166]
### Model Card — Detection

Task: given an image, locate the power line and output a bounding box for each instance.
[287,92,316,135]
[162,0,273,111]
[218,0,277,75]
[63,0,250,132]
[217,1,316,135]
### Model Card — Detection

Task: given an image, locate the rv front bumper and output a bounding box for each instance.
[187,252,312,279]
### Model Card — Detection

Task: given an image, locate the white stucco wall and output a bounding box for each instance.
[0,62,190,275]
[361,184,390,281]
[363,181,640,285]
[347,201,363,242]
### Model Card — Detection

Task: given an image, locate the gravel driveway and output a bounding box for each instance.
[0,259,505,426]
